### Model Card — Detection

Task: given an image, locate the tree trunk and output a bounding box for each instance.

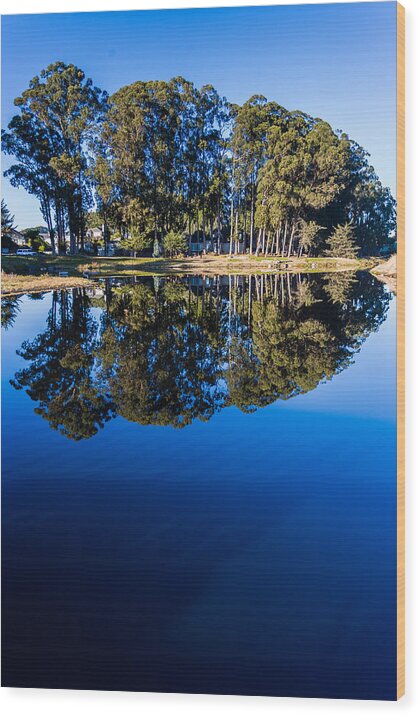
[67,203,76,255]
[229,198,234,256]
[43,197,56,256]
[243,198,247,254]
[202,212,206,254]
[250,182,255,256]
[276,223,282,255]
[217,193,221,254]
[281,219,288,257]
[287,223,296,257]
[255,228,262,255]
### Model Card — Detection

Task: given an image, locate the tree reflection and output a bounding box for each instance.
[98,279,226,427]
[12,288,115,440]
[10,272,391,439]
[1,296,21,330]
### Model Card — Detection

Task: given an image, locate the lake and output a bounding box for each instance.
[1,272,397,699]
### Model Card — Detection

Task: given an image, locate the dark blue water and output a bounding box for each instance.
[1,273,397,699]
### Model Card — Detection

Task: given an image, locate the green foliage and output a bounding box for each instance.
[120,233,152,255]
[162,230,187,257]
[2,62,108,254]
[1,199,15,232]
[296,220,325,256]
[3,65,395,258]
[23,227,50,252]
[1,296,21,330]
[12,289,114,440]
[326,222,360,259]
[323,272,357,304]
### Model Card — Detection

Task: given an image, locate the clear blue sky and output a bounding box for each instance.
[1,2,397,229]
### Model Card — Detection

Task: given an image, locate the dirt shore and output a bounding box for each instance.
[136,255,376,275]
[1,253,386,296]
[1,272,94,297]
[370,254,397,293]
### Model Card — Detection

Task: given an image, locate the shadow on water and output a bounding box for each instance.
[9,271,391,440]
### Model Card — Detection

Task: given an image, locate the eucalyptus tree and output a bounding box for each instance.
[90,144,118,255]
[255,113,350,257]
[179,82,231,251]
[2,113,63,253]
[3,65,396,258]
[230,96,283,253]
[3,62,107,254]
[198,86,232,252]
[296,220,325,257]
[100,79,181,252]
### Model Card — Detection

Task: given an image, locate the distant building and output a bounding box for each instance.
[86,227,103,244]
[85,227,120,256]
[2,227,28,249]
[37,227,51,243]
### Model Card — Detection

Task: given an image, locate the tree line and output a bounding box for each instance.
[9,272,390,439]
[2,62,396,258]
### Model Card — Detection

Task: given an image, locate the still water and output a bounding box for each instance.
[2,272,396,699]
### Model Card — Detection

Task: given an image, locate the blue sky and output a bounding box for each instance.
[1,2,397,229]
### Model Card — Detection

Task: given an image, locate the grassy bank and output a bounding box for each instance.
[140,254,377,275]
[2,253,378,287]
[1,254,160,279]
[1,272,94,297]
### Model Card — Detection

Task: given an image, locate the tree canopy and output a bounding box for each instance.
[2,63,396,257]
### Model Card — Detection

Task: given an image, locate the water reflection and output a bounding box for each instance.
[11,272,390,439]
[1,295,22,330]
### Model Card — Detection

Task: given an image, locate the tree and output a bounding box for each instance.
[1,199,15,232]
[3,66,396,259]
[323,272,356,304]
[118,198,153,256]
[2,113,62,254]
[296,220,325,257]
[231,97,285,254]
[23,227,50,252]
[326,222,359,259]
[163,230,187,257]
[1,200,17,250]
[90,154,116,256]
[3,62,107,255]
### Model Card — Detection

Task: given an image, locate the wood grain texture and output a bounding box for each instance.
[397,0,405,701]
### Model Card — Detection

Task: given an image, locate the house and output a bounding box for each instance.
[86,227,103,244]
[37,227,51,243]
[1,227,28,251]
[85,227,120,256]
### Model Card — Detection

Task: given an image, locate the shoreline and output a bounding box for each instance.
[1,254,388,296]
[1,273,94,297]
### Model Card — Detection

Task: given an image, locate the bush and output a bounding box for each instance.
[162,231,187,257]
